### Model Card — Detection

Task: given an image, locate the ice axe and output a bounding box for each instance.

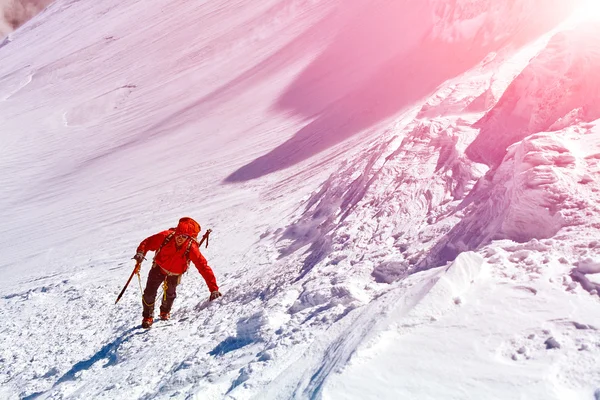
[115,261,142,304]
[198,228,212,248]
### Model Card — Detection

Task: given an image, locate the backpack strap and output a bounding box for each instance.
[184,237,198,265]
[154,231,176,261]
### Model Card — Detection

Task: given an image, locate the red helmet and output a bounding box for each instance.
[175,217,200,238]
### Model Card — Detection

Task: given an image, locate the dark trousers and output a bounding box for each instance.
[142,265,180,318]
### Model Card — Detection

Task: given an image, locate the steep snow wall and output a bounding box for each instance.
[227,0,581,182]
[274,0,593,288]
[421,130,592,268]
[467,19,600,165]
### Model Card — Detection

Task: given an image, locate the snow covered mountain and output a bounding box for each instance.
[1,0,600,399]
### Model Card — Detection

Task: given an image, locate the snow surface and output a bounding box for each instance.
[1,0,600,399]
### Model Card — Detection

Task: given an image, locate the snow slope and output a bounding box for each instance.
[1,0,600,399]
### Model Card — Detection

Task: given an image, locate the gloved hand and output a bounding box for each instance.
[209,291,222,301]
[133,252,145,263]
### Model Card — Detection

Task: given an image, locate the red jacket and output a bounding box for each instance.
[137,218,218,292]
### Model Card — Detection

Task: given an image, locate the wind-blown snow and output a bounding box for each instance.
[1,0,600,399]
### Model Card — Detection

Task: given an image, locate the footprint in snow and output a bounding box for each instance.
[500,321,599,363]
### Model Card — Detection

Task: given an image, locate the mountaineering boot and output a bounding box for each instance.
[159,311,170,321]
[142,317,153,329]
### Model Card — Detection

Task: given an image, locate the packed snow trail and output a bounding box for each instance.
[2,0,600,399]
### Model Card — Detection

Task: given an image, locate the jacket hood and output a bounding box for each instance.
[175,217,200,237]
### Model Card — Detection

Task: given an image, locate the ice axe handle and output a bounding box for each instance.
[115,262,141,304]
[199,229,211,248]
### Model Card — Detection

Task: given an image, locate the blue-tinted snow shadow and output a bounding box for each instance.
[209,313,263,357]
[22,327,144,399]
[54,327,142,384]
[209,336,254,357]
[22,392,45,400]
[214,314,271,395]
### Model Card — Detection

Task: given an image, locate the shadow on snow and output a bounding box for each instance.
[23,327,144,400]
